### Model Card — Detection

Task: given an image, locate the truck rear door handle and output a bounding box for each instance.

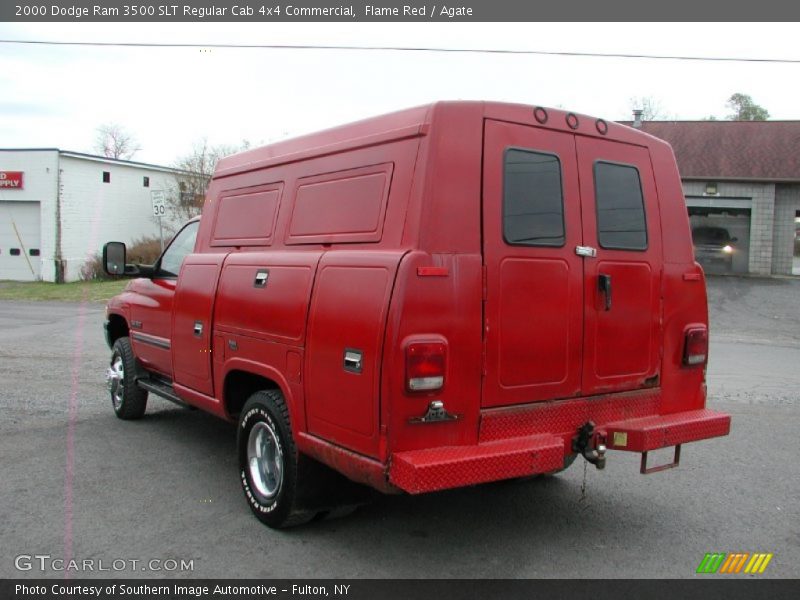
[598,274,612,311]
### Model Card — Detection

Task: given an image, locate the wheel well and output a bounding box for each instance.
[107,314,129,346]
[224,371,280,420]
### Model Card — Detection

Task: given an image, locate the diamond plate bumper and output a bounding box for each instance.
[602,409,731,452]
[389,434,564,494]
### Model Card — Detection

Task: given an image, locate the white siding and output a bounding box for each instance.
[58,156,183,281]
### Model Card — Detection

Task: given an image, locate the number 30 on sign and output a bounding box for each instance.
[151,191,167,217]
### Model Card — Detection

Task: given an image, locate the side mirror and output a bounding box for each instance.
[103,242,127,276]
[730,237,738,243]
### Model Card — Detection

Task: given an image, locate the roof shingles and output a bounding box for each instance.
[630,121,800,181]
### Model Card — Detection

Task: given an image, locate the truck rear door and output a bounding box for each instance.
[481,120,584,407]
[575,136,662,396]
[481,119,663,408]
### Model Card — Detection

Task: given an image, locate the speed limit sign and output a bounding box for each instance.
[151,190,167,217]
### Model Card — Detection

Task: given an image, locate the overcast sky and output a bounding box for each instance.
[1,22,798,165]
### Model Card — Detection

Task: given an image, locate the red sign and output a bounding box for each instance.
[0,171,24,189]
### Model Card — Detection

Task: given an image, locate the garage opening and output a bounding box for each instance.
[0,201,42,281]
[688,207,751,275]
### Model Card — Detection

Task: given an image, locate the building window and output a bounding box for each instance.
[143,176,150,187]
[102,171,111,183]
[594,161,648,251]
[10,248,21,256]
[29,248,40,257]
[503,148,566,247]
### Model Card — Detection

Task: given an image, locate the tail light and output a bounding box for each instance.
[406,342,446,392]
[683,326,708,366]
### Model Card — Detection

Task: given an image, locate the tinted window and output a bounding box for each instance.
[594,162,647,250]
[503,149,565,247]
[158,221,199,277]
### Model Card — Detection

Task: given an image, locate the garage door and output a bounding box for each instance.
[0,201,41,281]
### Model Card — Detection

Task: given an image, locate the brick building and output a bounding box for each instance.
[630,119,800,276]
[0,149,186,282]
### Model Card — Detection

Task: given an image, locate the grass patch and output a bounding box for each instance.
[0,280,129,303]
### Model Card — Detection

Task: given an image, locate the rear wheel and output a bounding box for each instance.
[547,453,577,475]
[238,390,316,528]
[237,389,373,528]
[107,337,148,420]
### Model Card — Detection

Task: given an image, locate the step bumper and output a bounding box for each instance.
[389,408,731,494]
[602,408,731,452]
[389,435,565,494]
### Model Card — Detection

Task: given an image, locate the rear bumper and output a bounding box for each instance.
[389,408,730,494]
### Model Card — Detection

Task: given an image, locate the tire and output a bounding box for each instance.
[514,453,577,482]
[237,390,316,529]
[547,453,577,475]
[107,336,148,420]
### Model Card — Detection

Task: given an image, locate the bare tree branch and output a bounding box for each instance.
[94,123,141,159]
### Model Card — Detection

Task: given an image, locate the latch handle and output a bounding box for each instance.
[598,273,612,311]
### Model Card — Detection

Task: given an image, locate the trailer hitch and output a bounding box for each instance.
[572,421,607,470]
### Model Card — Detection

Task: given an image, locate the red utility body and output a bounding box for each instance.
[105,102,729,513]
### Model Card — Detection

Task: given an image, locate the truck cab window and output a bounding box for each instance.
[157,221,199,277]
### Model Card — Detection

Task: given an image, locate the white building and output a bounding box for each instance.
[0,149,187,282]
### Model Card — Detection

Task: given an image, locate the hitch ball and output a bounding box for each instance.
[572,422,607,470]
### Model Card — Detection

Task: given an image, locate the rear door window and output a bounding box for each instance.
[503,148,565,247]
[594,161,647,250]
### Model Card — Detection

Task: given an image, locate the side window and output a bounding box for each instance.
[594,162,647,250]
[157,221,199,277]
[503,148,565,247]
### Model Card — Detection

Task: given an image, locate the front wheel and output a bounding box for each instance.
[106,337,148,420]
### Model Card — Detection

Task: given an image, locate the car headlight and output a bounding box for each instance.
[722,245,734,254]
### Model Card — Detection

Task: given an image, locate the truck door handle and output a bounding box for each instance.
[254,270,269,288]
[598,274,612,311]
[193,321,204,337]
[343,349,363,373]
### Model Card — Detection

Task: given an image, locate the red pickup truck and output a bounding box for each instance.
[103,101,730,528]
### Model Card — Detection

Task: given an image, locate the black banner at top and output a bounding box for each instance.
[1,0,799,22]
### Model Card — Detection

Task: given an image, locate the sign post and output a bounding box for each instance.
[151,190,167,250]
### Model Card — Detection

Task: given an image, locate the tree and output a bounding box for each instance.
[726,93,770,121]
[628,96,671,121]
[94,123,141,159]
[164,138,250,225]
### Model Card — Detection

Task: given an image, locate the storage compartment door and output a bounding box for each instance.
[305,252,400,458]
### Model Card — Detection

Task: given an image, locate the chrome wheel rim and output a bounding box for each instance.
[247,421,283,501]
[107,354,124,410]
